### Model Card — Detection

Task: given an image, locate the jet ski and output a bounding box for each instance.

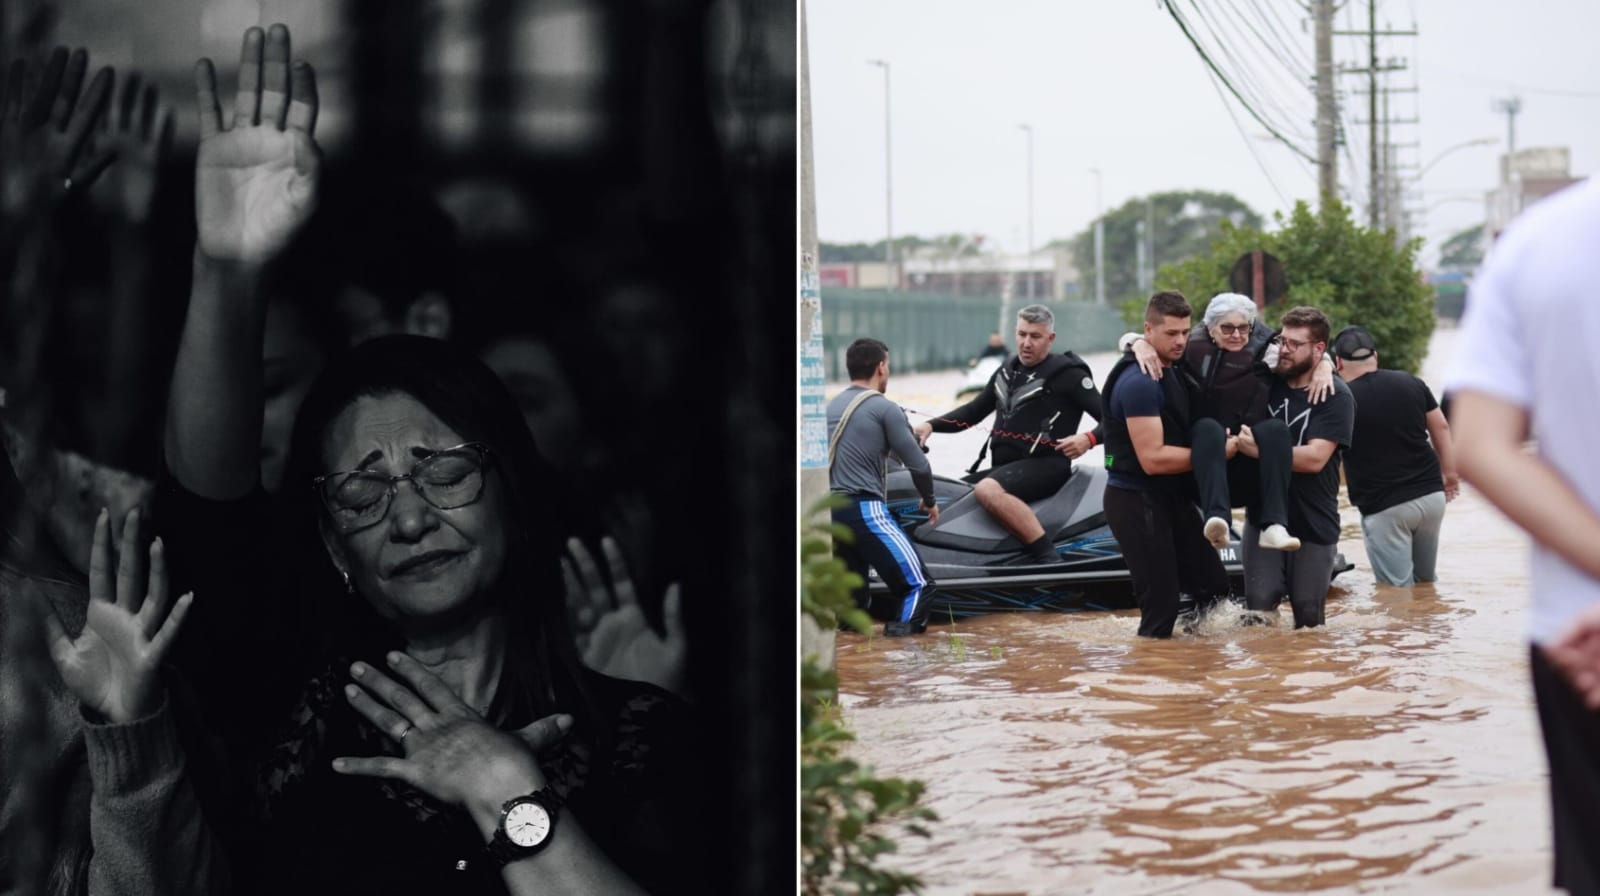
[865,464,1354,621]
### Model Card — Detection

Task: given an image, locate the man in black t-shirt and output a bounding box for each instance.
[1236,307,1355,627]
[1101,291,1233,638]
[1333,325,1459,586]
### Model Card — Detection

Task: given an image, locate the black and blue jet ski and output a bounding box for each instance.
[866,464,1353,621]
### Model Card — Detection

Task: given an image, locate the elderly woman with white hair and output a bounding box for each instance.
[1120,292,1337,552]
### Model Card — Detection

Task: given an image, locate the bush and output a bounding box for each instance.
[1154,198,1435,374]
[800,497,935,895]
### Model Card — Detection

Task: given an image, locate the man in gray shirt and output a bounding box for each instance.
[827,338,940,637]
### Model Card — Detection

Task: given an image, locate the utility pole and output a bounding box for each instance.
[1313,0,1337,204]
[800,0,827,512]
[1135,218,1147,294]
[867,59,893,290]
[1336,12,1415,230]
[1366,0,1377,229]
[1146,200,1155,290]
[798,0,835,672]
[1020,123,1034,300]
[1090,168,1104,305]
[1493,96,1522,153]
[1351,83,1419,233]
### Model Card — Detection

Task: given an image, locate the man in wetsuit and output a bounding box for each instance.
[913,304,1103,565]
[1101,290,1234,638]
[828,338,940,637]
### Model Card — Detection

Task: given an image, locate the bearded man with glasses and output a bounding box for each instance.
[1233,306,1355,628]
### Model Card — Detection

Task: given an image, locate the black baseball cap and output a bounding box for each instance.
[1332,325,1377,361]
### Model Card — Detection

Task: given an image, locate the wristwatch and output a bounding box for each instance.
[485,788,562,865]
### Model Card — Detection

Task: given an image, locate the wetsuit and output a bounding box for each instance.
[827,385,938,635]
[1101,354,1231,638]
[927,351,1104,501]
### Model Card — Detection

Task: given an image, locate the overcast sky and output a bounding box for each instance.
[803,0,1600,270]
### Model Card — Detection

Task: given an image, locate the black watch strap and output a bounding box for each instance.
[485,787,563,866]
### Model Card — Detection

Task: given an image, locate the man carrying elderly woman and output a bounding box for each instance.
[1119,291,1338,553]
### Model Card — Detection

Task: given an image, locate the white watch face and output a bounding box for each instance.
[505,801,552,848]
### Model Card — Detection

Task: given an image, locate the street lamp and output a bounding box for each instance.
[1019,123,1033,300]
[868,59,893,291]
[1089,168,1104,306]
[1418,136,1498,180]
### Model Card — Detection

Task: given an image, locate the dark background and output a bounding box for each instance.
[2,0,795,890]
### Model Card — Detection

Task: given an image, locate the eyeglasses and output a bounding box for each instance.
[314,442,493,533]
[1277,336,1312,354]
[1215,323,1251,336]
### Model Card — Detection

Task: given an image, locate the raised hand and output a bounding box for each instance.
[563,536,688,699]
[333,653,571,820]
[86,71,174,226]
[193,24,319,263]
[43,507,194,723]
[0,46,115,231]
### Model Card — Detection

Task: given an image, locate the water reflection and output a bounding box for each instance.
[836,486,1553,894]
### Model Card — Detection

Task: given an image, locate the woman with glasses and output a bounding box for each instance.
[212,333,694,895]
[155,332,697,895]
[144,24,695,894]
[1122,292,1337,553]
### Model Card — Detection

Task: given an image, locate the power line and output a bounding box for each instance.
[1220,0,1314,86]
[1200,58,1296,208]
[1249,0,1316,72]
[1185,0,1316,142]
[1162,0,1319,163]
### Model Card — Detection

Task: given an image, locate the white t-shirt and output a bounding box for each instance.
[1444,177,1600,645]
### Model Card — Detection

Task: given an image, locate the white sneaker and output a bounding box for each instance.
[1203,516,1231,549]
[1259,524,1302,552]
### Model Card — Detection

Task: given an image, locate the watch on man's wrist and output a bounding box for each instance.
[485,787,562,865]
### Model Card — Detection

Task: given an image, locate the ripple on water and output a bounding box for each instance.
[831,481,1549,894]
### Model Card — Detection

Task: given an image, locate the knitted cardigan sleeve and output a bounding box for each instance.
[82,695,229,896]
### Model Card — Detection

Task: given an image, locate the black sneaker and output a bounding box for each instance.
[883,621,927,637]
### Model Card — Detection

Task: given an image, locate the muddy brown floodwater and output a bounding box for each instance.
[831,326,1559,895]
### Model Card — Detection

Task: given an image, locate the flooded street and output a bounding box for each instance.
[830,325,1557,894]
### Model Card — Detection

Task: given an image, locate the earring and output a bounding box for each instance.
[341,570,354,595]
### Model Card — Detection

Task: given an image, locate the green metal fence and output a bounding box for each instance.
[819,289,1130,381]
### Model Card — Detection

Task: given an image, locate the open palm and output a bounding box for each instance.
[193,24,320,263]
[563,536,688,699]
[45,508,192,723]
[86,72,174,226]
[0,46,115,230]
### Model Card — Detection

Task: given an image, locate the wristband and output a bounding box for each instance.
[1085,432,1097,449]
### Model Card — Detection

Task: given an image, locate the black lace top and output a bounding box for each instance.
[239,655,697,896]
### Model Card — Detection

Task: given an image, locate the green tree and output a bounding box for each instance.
[1071,190,1262,304]
[1156,198,1435,374]
[820,233,987,264]
[1436,224,1485,270]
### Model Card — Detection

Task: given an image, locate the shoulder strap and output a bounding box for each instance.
[827,389,882,467]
